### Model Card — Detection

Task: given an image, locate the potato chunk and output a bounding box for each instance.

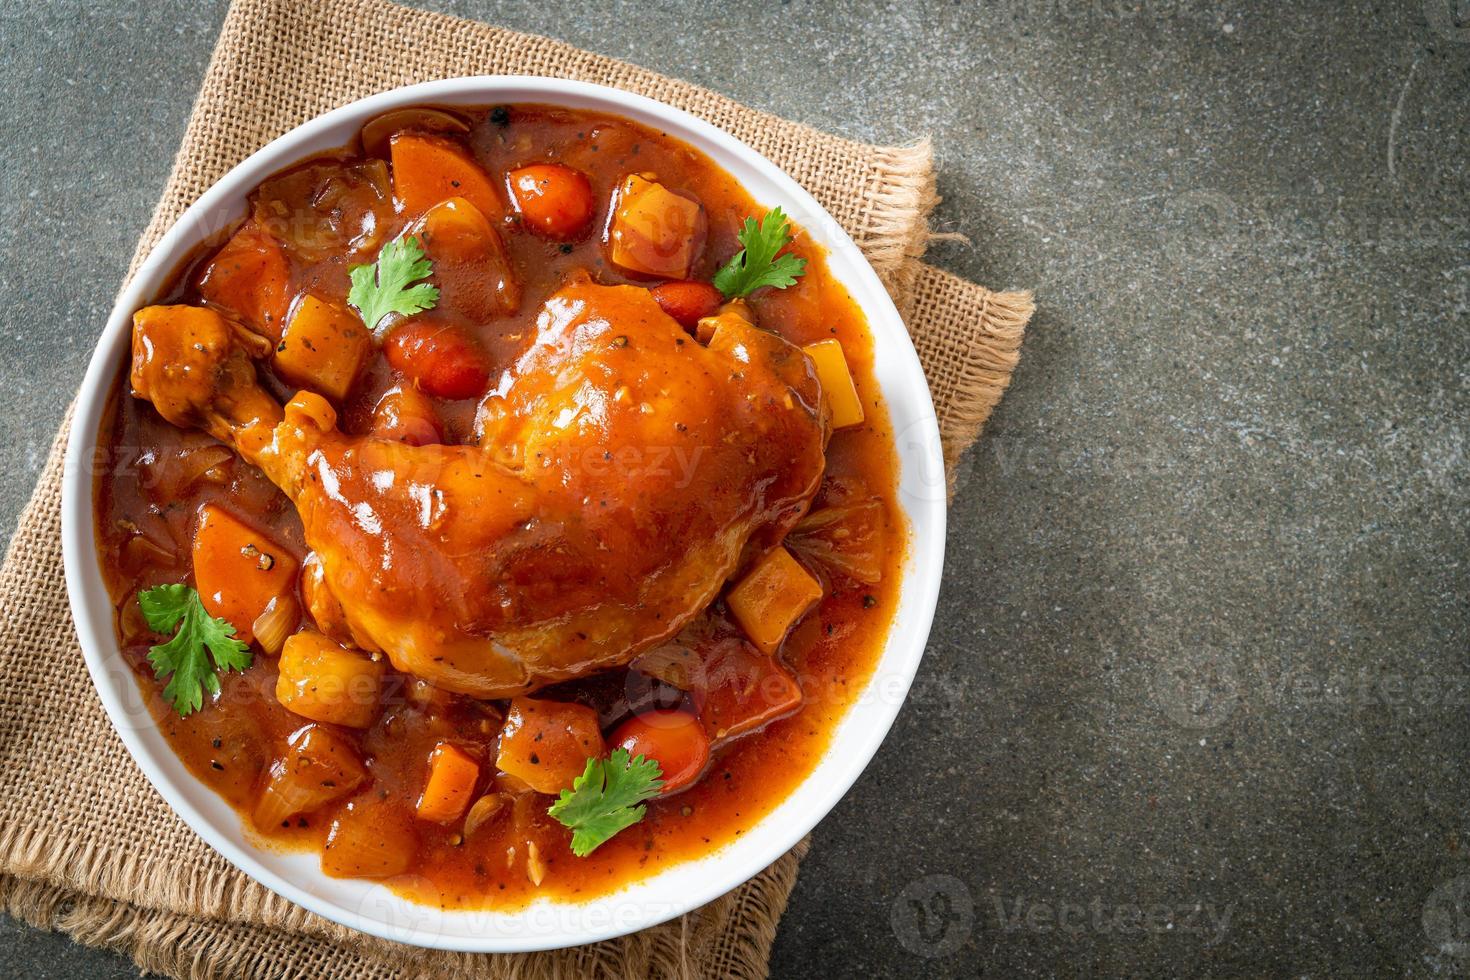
[496,698,605,795]
[276,632,385,729]
[272,295,371,401]
[726,546,824,655]
[322,798,417,879]
[413,196,519,319]
[195,221,292,341]
[608,173,703,278]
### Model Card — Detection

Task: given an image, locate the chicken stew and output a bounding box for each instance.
[95,103,904,907]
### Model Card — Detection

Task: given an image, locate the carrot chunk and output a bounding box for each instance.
[192,503,298,644]
[390,132,501,219]
[610,710,710,794]
[195,222,292,341]
[650,280,724,328]
[416,742,480,824]
[506,163,595,241]
[802,338,865,429]
[725,546,824,655]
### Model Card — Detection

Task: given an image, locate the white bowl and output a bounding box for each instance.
[61,77,946,952]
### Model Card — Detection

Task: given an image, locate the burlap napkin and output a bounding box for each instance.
[0,1,1031,976]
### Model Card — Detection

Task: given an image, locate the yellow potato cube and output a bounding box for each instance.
[273,295,370,401]
[726,546,824,655]
[609,173,702,278]
[802,338,865,429]
[276,632,384,729]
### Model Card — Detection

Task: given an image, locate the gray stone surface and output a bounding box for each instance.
[1,0,1467,976]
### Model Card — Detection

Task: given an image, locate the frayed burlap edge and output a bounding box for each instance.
[0,842,809,980]
[939,286,1033,487]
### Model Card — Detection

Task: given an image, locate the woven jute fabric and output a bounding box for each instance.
[0,0,1032,976]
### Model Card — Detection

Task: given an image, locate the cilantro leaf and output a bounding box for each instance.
[347,234,440,336]
[712,207,808,299]
[138,584,252,717]
[546,748,664,856]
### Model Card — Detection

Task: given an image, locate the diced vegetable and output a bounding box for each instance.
[506,163,595,241]
[413,197,520,319]
[370,383,443,445]
[137,438,234,501]
[608,173,703,278]
[634,634,804,745]
[650,280,724,328]
[416,742,480,824]
[192,503,299,645]
[360,107,470,159]
[786,499,886,585]
[321,798,417,879]
[252,724,367,830]
[383,320,491,400]
[695,298,755,346]
[463,793,510,838]
[496,697,606,795]
[300,552,354,646]
[725,546,824,655]
[697,646,803,744]
[610,710,710,794]
[275,631,385,729]
[802,338,865,429]
[390,132,501,219]
[195,221,292,340]
[273,295,371,401]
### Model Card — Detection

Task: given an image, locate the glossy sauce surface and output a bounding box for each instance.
[95,104,905,907]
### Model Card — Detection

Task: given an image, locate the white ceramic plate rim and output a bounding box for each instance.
[60,76,946,952]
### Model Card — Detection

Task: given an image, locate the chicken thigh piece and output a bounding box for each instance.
[130,281,828,697]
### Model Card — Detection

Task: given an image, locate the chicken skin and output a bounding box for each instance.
[131,281,827,697]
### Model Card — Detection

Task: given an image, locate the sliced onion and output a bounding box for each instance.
[251,594,300,656]
[144,442,234,500]
[525,840,547,887]
[121,534,174,574]
[360,108,471,159]
[786,499,887,585]
[463,793,509,838]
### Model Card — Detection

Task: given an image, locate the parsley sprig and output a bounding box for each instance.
[138,584,252,717]
[712,207,807,299]
[347,234,440,336]
[547,748,664,856]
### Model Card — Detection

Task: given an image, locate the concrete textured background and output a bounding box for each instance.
[1,0,1467,976]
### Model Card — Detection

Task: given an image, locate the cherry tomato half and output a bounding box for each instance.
[382,321,491,400]
[506,163,595,242]
[610,709,711,794]
[650,280,724,329]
